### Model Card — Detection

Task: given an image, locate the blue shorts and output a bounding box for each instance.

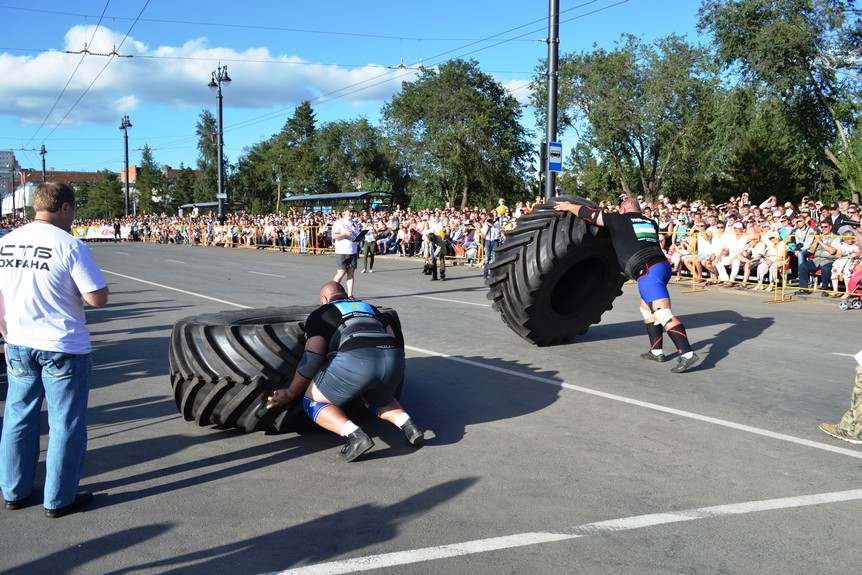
[637,260,671,304]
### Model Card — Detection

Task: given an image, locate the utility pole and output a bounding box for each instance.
[40,145,47,183]
[120,114,132,216]
[544,0,560,201]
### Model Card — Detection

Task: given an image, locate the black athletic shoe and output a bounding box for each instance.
[4,494,32,510]
[671,353,701,374]
[640,352,666,363]
[45,491,93,519]
[339,430,374,462]
[402,418,424,446]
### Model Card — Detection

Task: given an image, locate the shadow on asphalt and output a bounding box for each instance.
[571,309,775,371]
[0,478,478,575]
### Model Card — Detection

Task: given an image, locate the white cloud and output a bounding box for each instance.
[0,24,415,129]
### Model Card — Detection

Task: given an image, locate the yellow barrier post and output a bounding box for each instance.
[683,231,708,293]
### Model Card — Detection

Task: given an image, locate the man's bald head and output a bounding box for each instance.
[620,198,641,213]
[320,281,348,303]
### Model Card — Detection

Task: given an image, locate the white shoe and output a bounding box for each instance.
[368,270,374,273]
[360,269,367,273]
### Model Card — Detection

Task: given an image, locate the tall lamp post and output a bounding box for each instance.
[119,114,132,216]
[208,63,231,223]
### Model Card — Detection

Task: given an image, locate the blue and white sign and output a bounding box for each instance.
[547,141,563,172]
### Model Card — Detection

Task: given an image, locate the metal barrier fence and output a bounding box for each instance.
[139,224,489,265]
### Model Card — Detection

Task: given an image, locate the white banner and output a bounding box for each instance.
[72,225,130,241]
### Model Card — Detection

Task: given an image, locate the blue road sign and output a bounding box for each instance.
[547,141,563,172]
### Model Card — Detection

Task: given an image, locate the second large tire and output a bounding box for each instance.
[169,306,404,432]
[485,199,625,346]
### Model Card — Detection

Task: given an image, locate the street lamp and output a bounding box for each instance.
[119,114,132,216]
[208,63,231,223]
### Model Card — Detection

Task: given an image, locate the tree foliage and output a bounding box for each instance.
[135,145,165,215]
[170,163,197,211]
[274,101,321,196]
[77,170,123,219]
[536,34,715,201]
[382,58,532,209]
[699,0,862,199]
[194,109,221,203]
[235,138,279,213]
[316,118,394,196]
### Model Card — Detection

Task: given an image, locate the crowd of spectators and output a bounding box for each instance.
[49,197,544,264]
[1,190,860,299]
[626,192,862,299]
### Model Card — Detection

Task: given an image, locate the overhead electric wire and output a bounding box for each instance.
[0,3,538,43]
[5,0,628,171]
[23,1,111,149]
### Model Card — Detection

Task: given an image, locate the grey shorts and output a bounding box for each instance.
[336,253,358,269]
[313,346,405,407]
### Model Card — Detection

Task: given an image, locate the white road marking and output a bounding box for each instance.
[259,488,862,575]
[415,295,491,307]
[406,345,862,460]
[114,252,130,256]
[165,259,185,264]
[102,270,250,309]
[102,271,862,574]
[101,270,860,460]
[249,271,287,278]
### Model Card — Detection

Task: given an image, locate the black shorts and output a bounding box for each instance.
[336,253,358,269]
[313,346,405,407]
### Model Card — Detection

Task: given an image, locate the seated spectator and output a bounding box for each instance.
[796,220,841,295]
[753,232,784,290]
[737,231,767,288]
[715,222,749,286]
[829,227,861,295]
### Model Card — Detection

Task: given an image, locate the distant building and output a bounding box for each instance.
[1,154,202,217]
[0,150,18,204]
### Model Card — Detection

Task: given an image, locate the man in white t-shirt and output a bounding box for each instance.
[331,208,360,297]
[0,182,109,518]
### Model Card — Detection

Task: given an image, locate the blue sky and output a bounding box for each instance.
[1,1,703,175]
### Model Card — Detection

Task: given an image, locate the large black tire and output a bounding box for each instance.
[169,306,404,432]
[485,199,625,346]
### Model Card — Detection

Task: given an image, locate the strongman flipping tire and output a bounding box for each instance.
[555,197,701,373]
[265,281,424,461]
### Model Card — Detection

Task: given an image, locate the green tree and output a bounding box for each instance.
[170,163,197,213]
[700,85,811,203]
[236,138,278,214]
[535,34,716,201]
[135,145,166,215]
[78,170,123,219]
[382,58,532,209]
[274,101,321,196]
[699,0,862,200]
[316,118,394,195]
[194,109,221,203]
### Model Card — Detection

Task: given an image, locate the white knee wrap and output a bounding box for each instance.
[653,307,675,326]
[639,307,654,321]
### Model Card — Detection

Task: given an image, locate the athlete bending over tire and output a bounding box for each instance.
[555,197,701,373]
[265,281,424,461]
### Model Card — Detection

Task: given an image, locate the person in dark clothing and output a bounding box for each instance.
[265,281,424,461]
[426,232,447,281]
[554,197,700,373]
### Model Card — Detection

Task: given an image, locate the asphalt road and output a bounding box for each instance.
[1,242,860,575]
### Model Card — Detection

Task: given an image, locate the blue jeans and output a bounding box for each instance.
[1,345,92,509]
[483,240,499,278]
